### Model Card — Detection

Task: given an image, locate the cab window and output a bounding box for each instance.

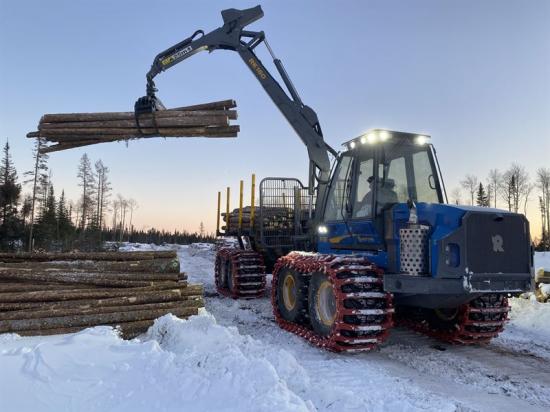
[353,157,374,218]
[324,156,352,221]
[412,151,439,203]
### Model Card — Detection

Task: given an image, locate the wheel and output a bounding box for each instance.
[215,253,227,289]
[276,266,307,323]
[225,259,233,292]
[308,272,337,337]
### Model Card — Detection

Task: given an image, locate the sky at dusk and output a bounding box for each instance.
[0,0,549,237]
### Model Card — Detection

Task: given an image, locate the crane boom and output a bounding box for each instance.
[137,5,335,207]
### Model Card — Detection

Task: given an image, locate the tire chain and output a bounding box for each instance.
[272,252,394,352]
[215,248,266,299]
[396,293,510,344]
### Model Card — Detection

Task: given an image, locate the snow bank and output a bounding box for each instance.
[494,297,550,360]
[535,251,550,272]
[178,244,216,291]
[115,242,180,252]
[0,313,313,412]
[508,298,550,337]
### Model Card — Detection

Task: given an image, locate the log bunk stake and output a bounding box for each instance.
[26,99,239,153]
[0,250,203,339]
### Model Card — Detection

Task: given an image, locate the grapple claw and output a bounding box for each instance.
[134,95,165,115]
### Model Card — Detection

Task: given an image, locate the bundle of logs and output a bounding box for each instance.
[0,250,203,339]
[26,99,239,153]
[221,206,307,232]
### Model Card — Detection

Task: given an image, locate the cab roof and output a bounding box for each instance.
[341,129,430,151]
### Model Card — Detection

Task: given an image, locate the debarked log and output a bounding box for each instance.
[0,272,180,288]
[0,288,202,311]
[0,250,177,262]
[0,305,199,333]
[0,299,204,321]
[0,283,201,303]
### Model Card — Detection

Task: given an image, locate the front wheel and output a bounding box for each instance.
[276,266,308,323]
[308,272,337,337]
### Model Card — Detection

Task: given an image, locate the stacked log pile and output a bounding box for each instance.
[0,251,203,339]
[221,206,303,232]
[26,99,239,153]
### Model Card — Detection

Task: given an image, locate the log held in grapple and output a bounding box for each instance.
[26,99,239,153]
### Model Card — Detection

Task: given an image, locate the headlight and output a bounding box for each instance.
[318,225,328,234]
[379,130,391,141]
[415,135,429,145]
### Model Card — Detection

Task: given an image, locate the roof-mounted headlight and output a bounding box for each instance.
[415,135,429,145]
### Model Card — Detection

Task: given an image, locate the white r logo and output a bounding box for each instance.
[492,235,504,252]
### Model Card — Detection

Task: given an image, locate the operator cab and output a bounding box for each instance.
[318,129,445,258]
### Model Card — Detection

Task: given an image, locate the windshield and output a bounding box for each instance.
[351,142,442,218]
[377,143,441,210]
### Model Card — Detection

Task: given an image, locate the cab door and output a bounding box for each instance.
[317,150,384,258]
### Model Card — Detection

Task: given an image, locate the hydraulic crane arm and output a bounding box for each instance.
[138,5,335,199]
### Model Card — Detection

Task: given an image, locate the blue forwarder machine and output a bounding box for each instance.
[136,6,534,352]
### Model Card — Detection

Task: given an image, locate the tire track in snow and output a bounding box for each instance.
[180,245,549,411]
[380,329,550,410]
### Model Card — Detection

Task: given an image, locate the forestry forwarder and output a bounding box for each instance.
[135,6,534,352]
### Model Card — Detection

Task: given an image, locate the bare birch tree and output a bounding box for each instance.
[127,198,138,240]
[460,175,478,205]
[502,163,529,213]
[487,169,502,208]
[537,168,550,241]
[450,187,462,205]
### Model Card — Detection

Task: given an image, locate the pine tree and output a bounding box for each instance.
[57,190,75,248]
[77,153,96,230]
[24,137,49,250]
[476,182,489,207]
[94,160,112,231]
[21,194,33,226]
[0,141,23,250]
[199,221,205,237]
[34,184,57,249]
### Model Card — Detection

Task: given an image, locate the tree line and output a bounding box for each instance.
[451,163,550,250]
[0,138,214,251]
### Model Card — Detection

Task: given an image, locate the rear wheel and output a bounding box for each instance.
[308,272,337,337]
[276,267,307,323]
[215,252,228,290]
[226,259,234,293]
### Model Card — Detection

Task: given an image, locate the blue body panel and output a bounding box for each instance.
[317,203,481,276]
[318,219,388,267]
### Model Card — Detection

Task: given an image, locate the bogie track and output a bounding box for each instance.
[215,248,266,299]
[272,252,394,352]
[396,294,510,344]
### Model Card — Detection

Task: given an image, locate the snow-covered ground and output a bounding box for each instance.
[535,251,550,273]
[1,245,550,412]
